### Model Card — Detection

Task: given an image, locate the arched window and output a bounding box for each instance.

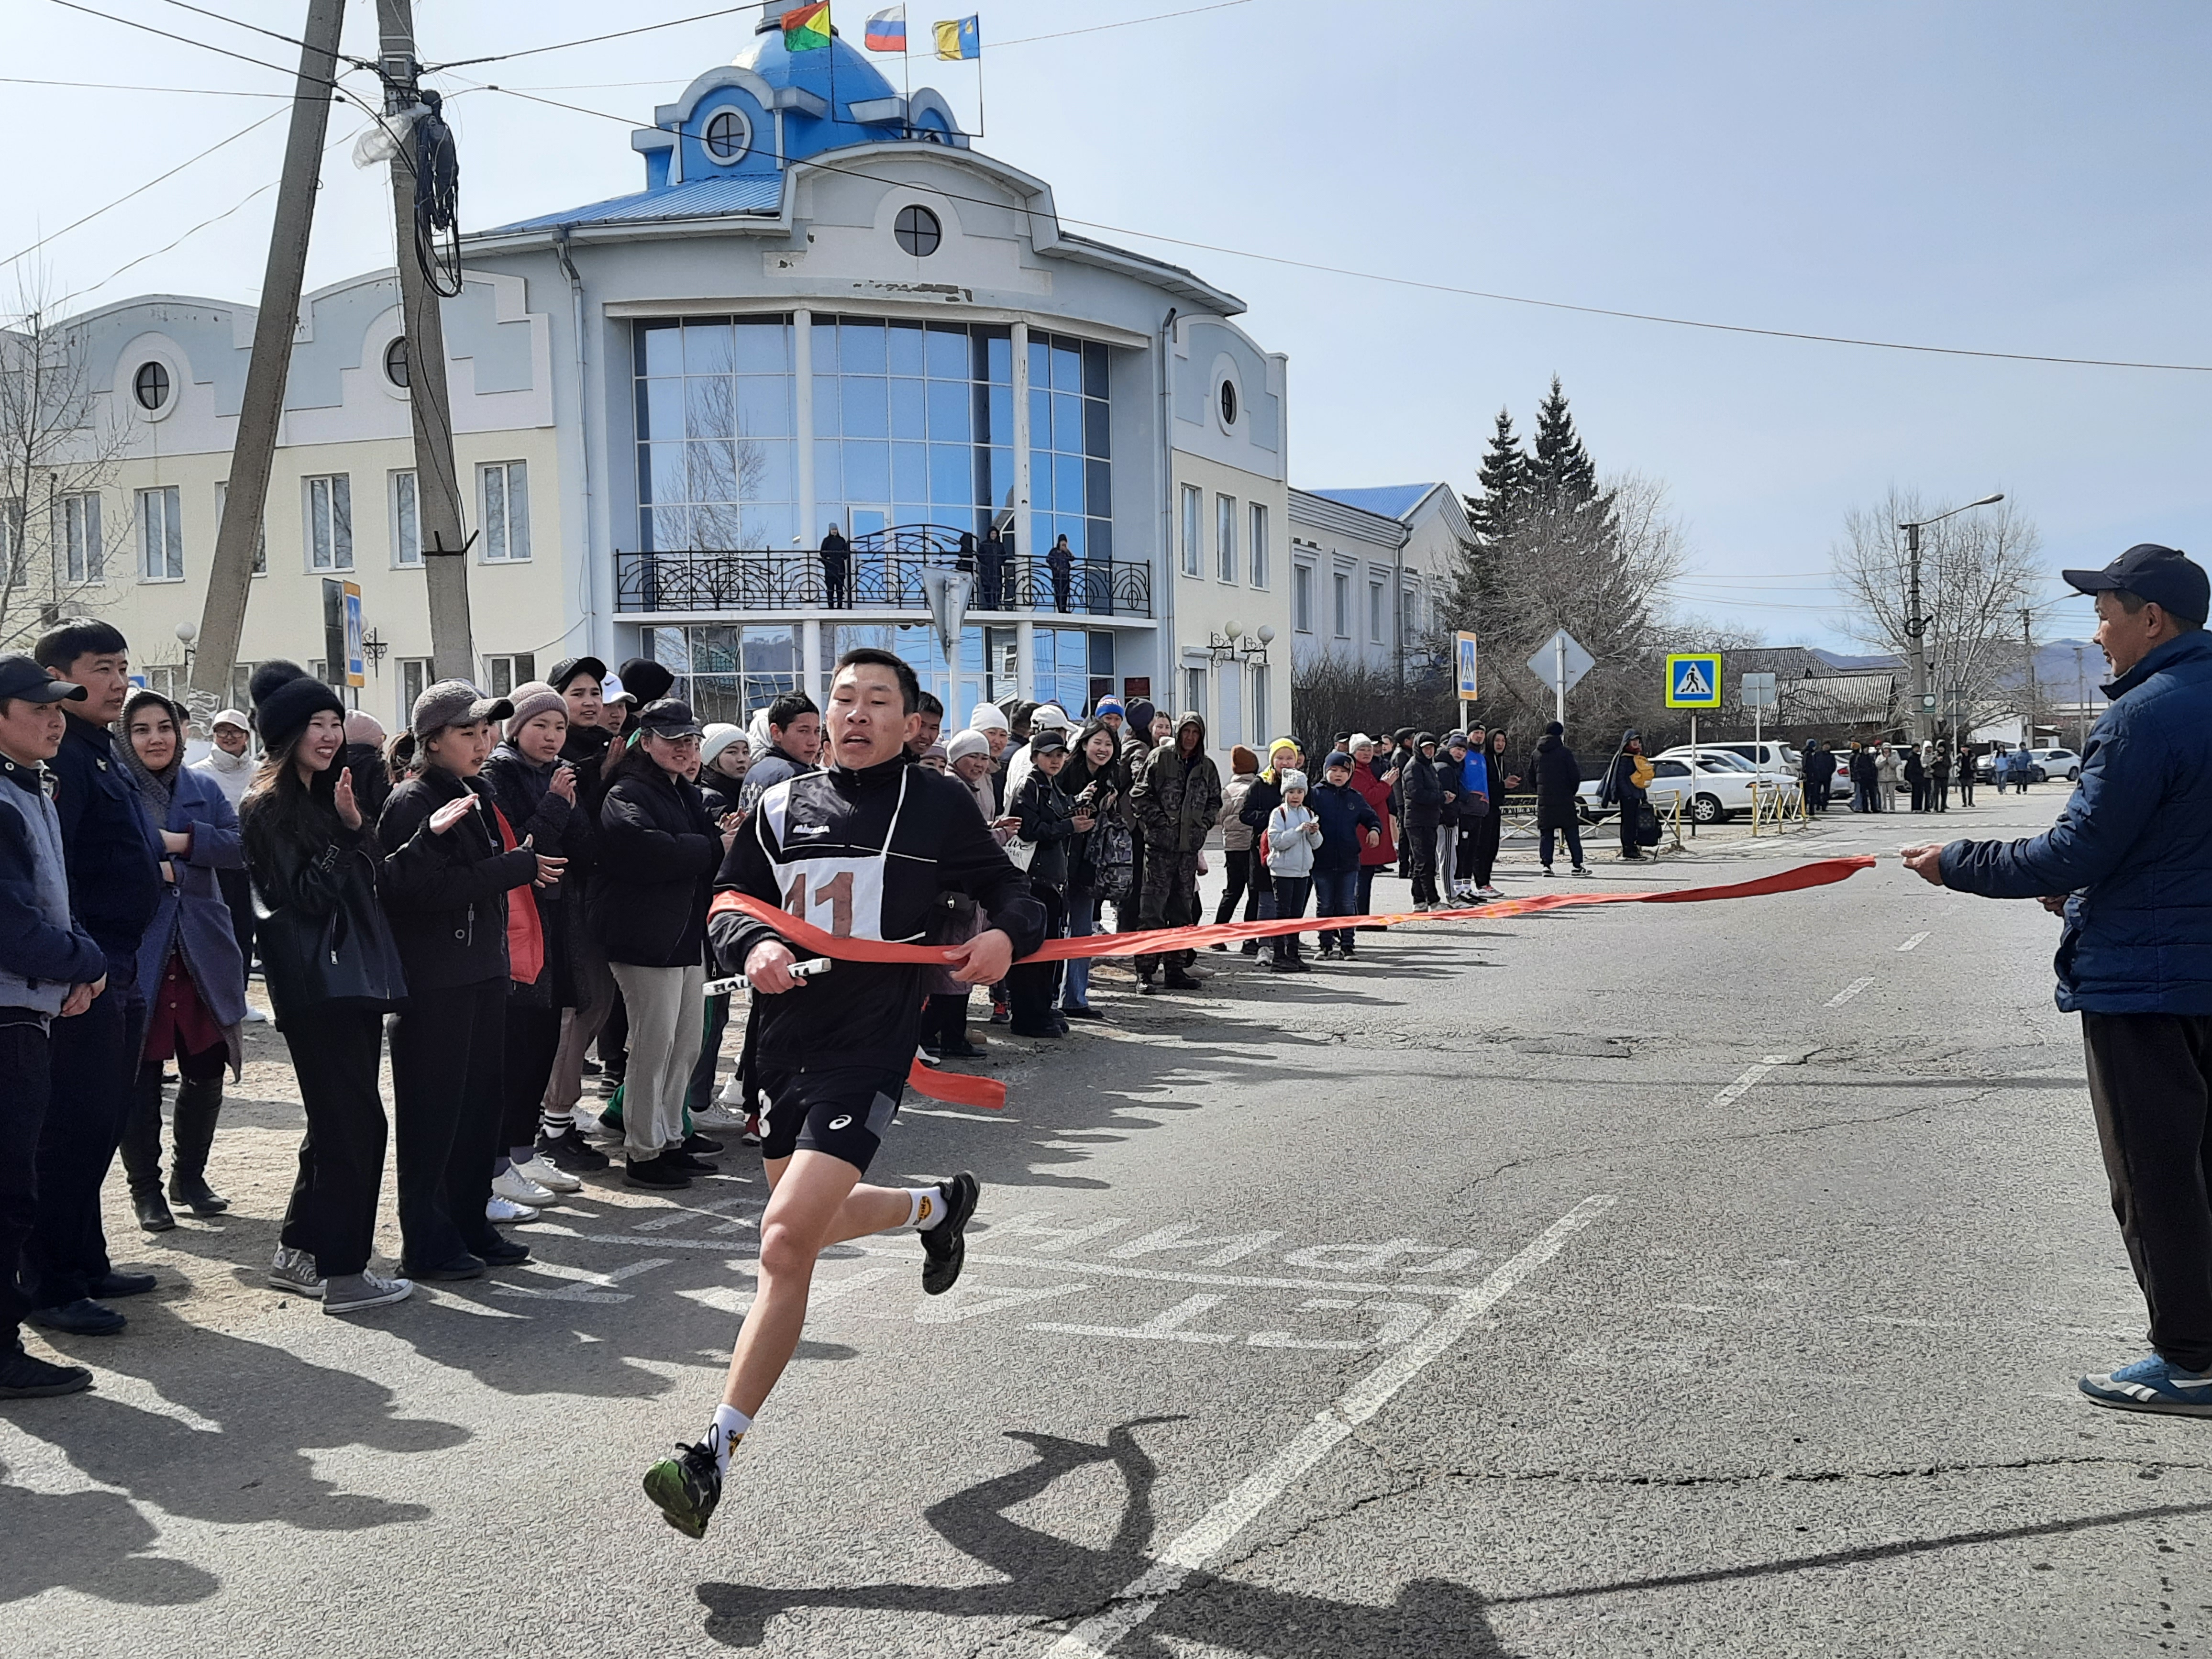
[1218,378,1238,428]
[133,361,171,411]
[894,205,942,257]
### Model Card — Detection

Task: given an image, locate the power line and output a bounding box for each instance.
[41,0,352,87]
[425,3,771,72]
[154,0,375,67]
[1,105,288,273]
[0,74,290,97]
[471,83,2212,377]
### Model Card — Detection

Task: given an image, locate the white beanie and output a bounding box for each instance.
[967,702,1009,732]
[1280,769,1309,793]
[1349,731,1375,752]
[947,729,992,765]
[701,723,745,767]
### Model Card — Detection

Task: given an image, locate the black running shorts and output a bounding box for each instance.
[754,1064,907,1173]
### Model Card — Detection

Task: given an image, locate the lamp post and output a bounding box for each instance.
[1898,493,2003,744]
[2074,644,2089,752]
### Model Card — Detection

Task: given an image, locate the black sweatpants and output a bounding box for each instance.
[1406,827,1439,905]
[1468,809,1504,888]
[1213,849,1263,926]
[2082,1012,2212,1371]
[277,1003,389,1281]
[1009,879,1066,1029]
[390,977,509,1270]
[502,1001,564,1156]
[0,1018,52,1351]
[27,965,141,1309]
[217,864,256,980]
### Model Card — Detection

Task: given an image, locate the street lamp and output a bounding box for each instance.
[1898,493,2003,744]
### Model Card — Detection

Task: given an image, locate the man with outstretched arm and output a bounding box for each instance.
[1902,543,2212,1419]
[642,647,1044,1538]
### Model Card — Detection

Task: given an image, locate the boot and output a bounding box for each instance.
[118,1062,167,1203]
[166,1073,230,1217]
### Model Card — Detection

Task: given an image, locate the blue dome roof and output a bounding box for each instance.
[731,17,899,116]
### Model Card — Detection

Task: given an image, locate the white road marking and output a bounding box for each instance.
[1247,1299,1433,1351]
[1897,931,1930,951]
[1712,1055,1796,1108]
[633,1195,755,1233]
[491,1257,674,1304]
[914,1280,1089,1325]
[1033,1293,1240,1345]
[1039,1196,1614,1659]
[1826,975,1878,1007]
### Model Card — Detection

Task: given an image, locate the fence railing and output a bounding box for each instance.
[613,541,1152,619]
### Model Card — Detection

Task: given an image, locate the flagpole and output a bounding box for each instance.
[974,25,985,139]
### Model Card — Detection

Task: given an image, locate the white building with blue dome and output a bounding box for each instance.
[50,2,1294,743]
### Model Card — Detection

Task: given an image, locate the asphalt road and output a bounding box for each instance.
[3,782,2208,1657]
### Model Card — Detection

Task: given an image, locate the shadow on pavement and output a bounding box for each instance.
[696,1417,1513,1656]
[0,1460,219,1606]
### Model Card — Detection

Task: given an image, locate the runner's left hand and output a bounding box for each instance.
[945,928,1014,985]
[1899,843,1947,886]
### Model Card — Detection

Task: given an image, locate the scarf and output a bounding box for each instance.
[117,732,181,825]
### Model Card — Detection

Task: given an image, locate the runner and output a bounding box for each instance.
[642,648,1044,1539]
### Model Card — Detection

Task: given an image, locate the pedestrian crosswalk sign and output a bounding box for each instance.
[1665,652,1722,708]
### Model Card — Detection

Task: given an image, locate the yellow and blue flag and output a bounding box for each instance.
[933,14,980,60]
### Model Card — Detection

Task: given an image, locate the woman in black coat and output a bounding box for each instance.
[240,662,412,1313]
[1531,721,1588,876]
[1601,730,1649,861]
[379,684,553,1280]
[594,699,727,1189]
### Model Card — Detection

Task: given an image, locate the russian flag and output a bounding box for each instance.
[864,4,906,52]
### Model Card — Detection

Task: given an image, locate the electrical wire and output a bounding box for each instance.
[470,82,2212,376]
[1,105,288,273]
[425,3,772,71]
[41,0,352,88]
[0,74,289,97]
[152,0,377,68]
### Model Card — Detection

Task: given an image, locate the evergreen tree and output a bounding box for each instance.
[1526,375,1599,509]
[1466,407,1530,544]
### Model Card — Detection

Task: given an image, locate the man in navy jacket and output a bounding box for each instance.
[1905,544,2212,1417]
[26,621,163,1336]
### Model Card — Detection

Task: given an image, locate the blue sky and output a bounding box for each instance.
[11,0,2206,650]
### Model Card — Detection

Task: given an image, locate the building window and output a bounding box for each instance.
[133,361,171,411]
[305,474,353,571]
[650,624,802,723]
[1027,330,1113,582]
[138,485,183,581]
[0,501,21,587]
[480,461,530,562]
[214,482,267,575]
[391,470,420,566]
[703,107,751,163]
[383,336,409,389]
[1369,581,1385,644]
[144,664,188,702]
[1180,484,1202,577]
[1249,501,1268,588]
[1293,564,1313,633]
[1249,663,1269,742]
[481,653,535,698]
[1402,586,1419,641]
[1216,493,1237,583]
[894,204,942,257]
[1218,378,1238,428]
[636,314,801,554]
[398,657,432,724]
[1183,665,1208,727]
[1331,571,1349,638]
[61,492,102,584]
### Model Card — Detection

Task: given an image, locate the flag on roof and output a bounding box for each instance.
[864,5,906,52]
[933,14,980,60]
[784,1,832,51]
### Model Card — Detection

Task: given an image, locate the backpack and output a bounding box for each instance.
[1090,817,1134,899]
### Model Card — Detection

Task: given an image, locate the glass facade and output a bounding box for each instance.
[1028,332,1111,564]
[815,316,1013,547]
[634,316,798,553]
[650,623,802,724]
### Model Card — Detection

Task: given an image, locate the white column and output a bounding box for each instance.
[793,308,815,555]
[1010,320,1031,567]
[801,618,823,702]
[1016,619,1036,700]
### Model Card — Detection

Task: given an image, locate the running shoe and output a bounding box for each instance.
[1478,885,1504,901]
[921,1172,980,1296]
[486,1195,541,1224]
[0,1348,92,1398]
[515,1155,583,1194]
[739,1114,763,1148]
[492,1167,558,1207]
[682,1132,725,1156]
[1571,864,1593,877]
[2079,1354,2212,1416]
[536,1125,610,1172]
[268,1245,325,1299]
[643,1439,723,1539]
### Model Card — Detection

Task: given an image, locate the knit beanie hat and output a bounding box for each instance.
[250,659,346,752]
[1279,769,1309,793]
[700,723,746,767]
[947,729,992,765]
[1324,750,1354,773]
[1230,744,1259,774]
[503,680,566,741]
[1093,694,1125,719]
[615,657,675,705]
[967,702,1009,733]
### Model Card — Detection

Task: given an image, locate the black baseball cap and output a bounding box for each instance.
[2063,543,2209,625]
[0,654,88,705]
[1030,729,1068,757]
[636,697,704,740]
[547,655,607,694]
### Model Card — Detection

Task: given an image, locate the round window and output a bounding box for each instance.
[383,336,409,389]
[704,108,750,163]
[894,204,942,257]
[133,361,171,412]
[1218,378,1239,427]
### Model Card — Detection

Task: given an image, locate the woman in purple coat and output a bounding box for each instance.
[115,690,247,1233]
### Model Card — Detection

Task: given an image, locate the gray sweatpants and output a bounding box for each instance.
[608,960,708,1162]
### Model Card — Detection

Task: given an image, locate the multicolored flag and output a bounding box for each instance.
[933,14,979,60]
[863,4,906,52]
[784,1,832,51]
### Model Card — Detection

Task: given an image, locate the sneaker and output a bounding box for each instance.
[682,1132,724,1156]
[1571,864,1593,877]
[920,1172,980,1296]
[716,1074,744,1108]
[1208,941,1228,952]
[26,1299,125,1336]
[514,1155,582,1194]
[1060,1006,1106,1021]
[596,1073,623,1099]
[491,1167,557,1207]
[987,1002,1010,1024]
[1239,940,1261,956]
[2079,1354,2212,1416]
[580,1057,602,1076]
[470,1232,531,1268]
[1162,970,1203,990]
[1317,944,1339,960]
[486,1195,541,1224]
[937,1037,988,1055]
[242,1004,270,1025]
[324,1271,412,1316]
[739,1114,763,1148]
[626,1154,691,1191]
[642,1440,724,1539]
[536,1125,610,1172]
[403,1253,486,1282]
[267,1245,325,1299]
[1478,885,1504,901]
[669,1149,719,1174]
[1540,865,1555,877]
[0,1347,93,1398]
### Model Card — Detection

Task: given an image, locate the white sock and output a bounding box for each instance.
[907,1185,951,1230]
[708,1403,752,1475]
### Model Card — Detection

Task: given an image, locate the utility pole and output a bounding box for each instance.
[1896,492,2002,746]
[377,0,476,682]
[2074,644,2088,751]
[189,0,346,709]
[2021,606,2038,745]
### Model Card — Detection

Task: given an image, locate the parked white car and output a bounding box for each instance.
[2028,747,2082,781]
[1681,740,1801,774]
[1578,753,1796,825]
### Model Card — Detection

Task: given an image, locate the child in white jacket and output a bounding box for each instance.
[1264,771,1320,972]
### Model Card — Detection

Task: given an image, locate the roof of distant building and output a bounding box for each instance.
[1306,484,1448,521]
[489,173,786,235]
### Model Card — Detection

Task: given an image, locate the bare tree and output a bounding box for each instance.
[1831,487,2041,736]
[0,280,135,651]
